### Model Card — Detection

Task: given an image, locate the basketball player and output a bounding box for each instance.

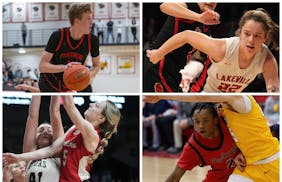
[144,95,279,181]
[165,103,241,182]
[24,96,63,181]
[143,3,219,92]
[147,8,279,92]
[3,96,63,182]
[4,96,121,182]
[38,3,100,92]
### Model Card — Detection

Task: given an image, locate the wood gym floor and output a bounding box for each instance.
[143,156,210,182]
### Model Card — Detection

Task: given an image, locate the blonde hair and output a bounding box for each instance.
[88,100,121,164]
[68,3,92,25]
[236,8,279,50]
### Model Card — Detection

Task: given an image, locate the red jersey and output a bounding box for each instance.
[59,127,100,182]
[177,118,239,182]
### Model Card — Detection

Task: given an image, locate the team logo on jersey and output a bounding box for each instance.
[154,82,164,92]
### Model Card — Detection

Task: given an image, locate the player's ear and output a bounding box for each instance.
[98,114,106,124]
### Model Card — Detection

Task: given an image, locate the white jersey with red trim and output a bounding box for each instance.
[204,36,268,92]
[25,158,60,182]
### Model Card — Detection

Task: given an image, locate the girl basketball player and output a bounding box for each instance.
[147,8,279,92]
[165,103,241,182]
[144,95,279,181]
[3,96,63,182]
[4,96,121,182]
[143,3,219,92]
[24,96,63,182]
[39,3,100,92]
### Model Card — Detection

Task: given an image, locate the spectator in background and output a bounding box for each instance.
[21,22,27,46]
[27,69,37,81]
[264,96,279,140]
[167,102,194,154]
[14,65,23,80]
[142,101,158,150]
[96,19,105,44]
[131,17,139,43]
[155,100,177,151]
[7,65,14,82]
[106,19,115,43]
[116,20,123,44]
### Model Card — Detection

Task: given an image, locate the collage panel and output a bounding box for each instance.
[3,2,140,93]
[143,3,279,93]
[3,94,139,181]
[142,95,279,181]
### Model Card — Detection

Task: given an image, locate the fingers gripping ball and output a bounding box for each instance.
[63,65,90,91]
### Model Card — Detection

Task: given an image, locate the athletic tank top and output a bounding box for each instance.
[59,127,100,182]
[204,37,268,92]
[25,158,60,182]
[188,118,239,170]
[221,96,279,164]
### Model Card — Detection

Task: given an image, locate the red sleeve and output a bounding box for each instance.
[177,143,202,170]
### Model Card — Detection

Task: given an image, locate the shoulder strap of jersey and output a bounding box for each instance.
[88,34,91,53]
[55,28,64,52]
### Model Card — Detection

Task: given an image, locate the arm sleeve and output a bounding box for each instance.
[90,35,99,57]
[177,143,202,170]
[45,30,61,53]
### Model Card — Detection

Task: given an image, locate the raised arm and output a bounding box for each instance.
[146,30,226,64]
[50,96,64,141]
[143,95,251,113]
[22,96,41,153]
[62,95,99,153]
[3,135,64,165]
[262,51,279,93]
[160,3,220,25]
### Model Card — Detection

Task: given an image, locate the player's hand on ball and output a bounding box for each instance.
[66,62,81,69]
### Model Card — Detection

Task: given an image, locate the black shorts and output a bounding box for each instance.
[39,76,92,92]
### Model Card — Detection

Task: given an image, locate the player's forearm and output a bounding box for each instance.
[157,32,187,57]
[18,146,57,162]
[50,96,64,140]
[39,61,67,73]
[160,3,200,21]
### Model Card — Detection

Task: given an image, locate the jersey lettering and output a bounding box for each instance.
[217,82,242,92]
[29,172,42,182]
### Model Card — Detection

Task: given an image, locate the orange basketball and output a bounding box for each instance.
[63,64,90,91]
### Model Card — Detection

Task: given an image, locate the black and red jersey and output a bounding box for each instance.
[145,3,211,92]
[39,27,99,92]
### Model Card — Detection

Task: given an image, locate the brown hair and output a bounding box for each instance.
[68,3,92,25]
[88,100,121,164]
[236,8,279,50]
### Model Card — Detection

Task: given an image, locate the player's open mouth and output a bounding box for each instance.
[246,45,254,49]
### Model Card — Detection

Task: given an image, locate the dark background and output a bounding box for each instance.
[3,95,139,182]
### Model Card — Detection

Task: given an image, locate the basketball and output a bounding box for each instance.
[63,64,90,91]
